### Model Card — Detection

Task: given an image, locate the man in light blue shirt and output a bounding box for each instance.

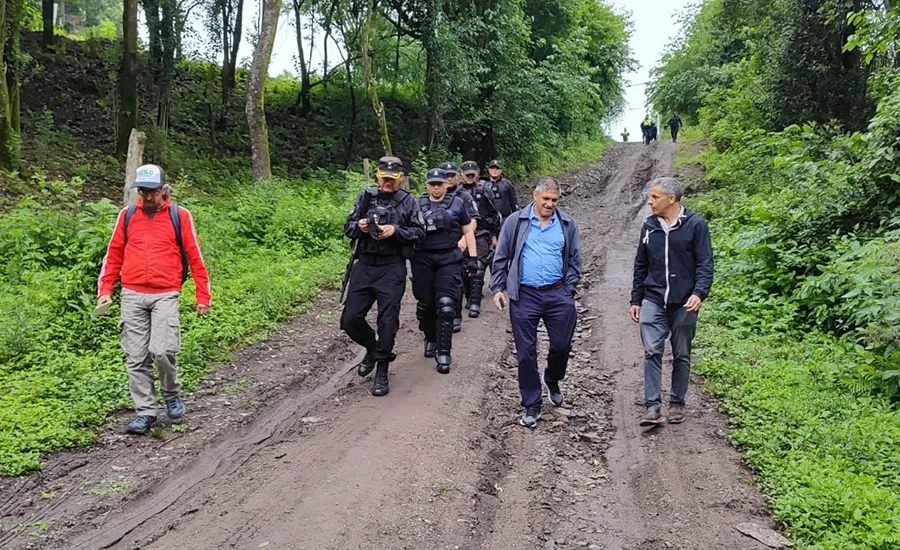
[490,177,582,429]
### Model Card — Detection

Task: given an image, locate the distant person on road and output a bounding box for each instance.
[641,116,652,144]
[491,177,582,429]
[460,161,501,318]
[629,177,713,426]
[487,160,519,219]
[669,113,683,143]
[341,156,425,397]
[412,168,478,374]
[621,128,630,142]
[442,161,479,333]
[96,164,211,435]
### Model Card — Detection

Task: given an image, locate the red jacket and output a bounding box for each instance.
[98,198,211,306]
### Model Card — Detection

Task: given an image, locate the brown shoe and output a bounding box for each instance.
[639,410,664,427]
[667,406,686,424]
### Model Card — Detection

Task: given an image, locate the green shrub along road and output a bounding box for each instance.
[0,175,355,476]
[651,1,900,546]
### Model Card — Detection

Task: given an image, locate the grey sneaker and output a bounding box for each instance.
[520,406,542,429]
[165,396,185,420]
[546,381,564,407]
[127,415,157,435]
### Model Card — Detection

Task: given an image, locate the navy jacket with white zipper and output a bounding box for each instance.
[630,206,714,308]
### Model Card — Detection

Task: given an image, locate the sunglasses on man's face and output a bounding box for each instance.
[138,188,162,196]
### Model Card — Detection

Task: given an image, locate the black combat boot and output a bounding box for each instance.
[357,349,376,377]
[424,340,437,358]
[371,361,390,396]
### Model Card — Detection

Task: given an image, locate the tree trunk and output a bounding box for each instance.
[293,0,311,115]
[246,0,281,181]
[123,129,146,206]
[221,0,244,128]
[8,0,22,135]
[0,0,15,171]
[57,0,65,27]
[423,0,444,149]
[117,0,139,158]
[360,0,391,155]
[343,54,357,166]
[42,0,53,48]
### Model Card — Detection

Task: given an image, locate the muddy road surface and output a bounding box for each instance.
[1,143,779,550]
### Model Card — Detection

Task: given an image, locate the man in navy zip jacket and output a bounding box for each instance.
[630,178,713,426]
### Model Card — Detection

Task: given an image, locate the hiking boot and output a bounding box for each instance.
[165,396,185,420]
[546,381,564,407]
[358,351,395,377]
[520,406,541,429]
[639,410,664,427]
[357,350,376,377]
[452,317,462,333]
[424,340,437,358]
[127,415,156,435]
[667,406,686,424]
[468,303,481,318]
[371,362,389,397]
[436,354,451,375]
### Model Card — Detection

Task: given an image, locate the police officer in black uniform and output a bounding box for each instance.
[413,168,478,373]
[487,160,519,218]
[460,161,501,318]
[440,161,479,333]
[341,156,425,396]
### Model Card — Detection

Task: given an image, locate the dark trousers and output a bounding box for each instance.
[340,261,406,361]
[639,299,697,412]
[412,250,462,340]
[509,284,577,408]
[670,126,679,142]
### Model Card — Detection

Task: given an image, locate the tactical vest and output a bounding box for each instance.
[418,194,463,252]
[463,182,493,231]
[358,189,410,259]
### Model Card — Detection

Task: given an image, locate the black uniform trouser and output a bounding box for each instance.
[671,126,679,141]
[340,260,406,362]
[412,250,463,341]
[463,234,492,303]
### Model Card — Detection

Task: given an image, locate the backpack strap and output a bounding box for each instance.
[169,203,191,284]
[122,205,138,245]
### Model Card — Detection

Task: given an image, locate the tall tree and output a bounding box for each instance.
[209,0,244,126]
[246,0,281,180]
[42,0,53,48]
[293,0,312,116]
[0,0,16,171]
[117,0,139,158]
[361,0,391,154]
[144,0,179,144]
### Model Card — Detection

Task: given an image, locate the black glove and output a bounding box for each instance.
[464,256,478,278]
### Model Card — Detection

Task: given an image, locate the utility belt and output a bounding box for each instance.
[417,246,458,254]
[358,253,405,266]
[522,278,564,291]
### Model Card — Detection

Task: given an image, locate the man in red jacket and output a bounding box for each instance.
[96,164,211,434]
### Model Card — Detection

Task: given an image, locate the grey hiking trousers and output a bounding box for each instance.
[120,289,182,416]
[639,299,698,413]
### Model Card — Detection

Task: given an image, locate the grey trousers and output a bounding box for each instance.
[639,299,697,412]
[120,289,182,416]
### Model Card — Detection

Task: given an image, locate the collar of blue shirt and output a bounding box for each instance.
[529,204,558,228]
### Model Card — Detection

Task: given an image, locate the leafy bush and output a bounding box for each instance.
[0,173,361,475]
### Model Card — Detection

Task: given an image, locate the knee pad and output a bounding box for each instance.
[475,261,486,278]
[438,296,455,318]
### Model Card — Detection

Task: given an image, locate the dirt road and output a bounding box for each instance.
[1,143,779,550]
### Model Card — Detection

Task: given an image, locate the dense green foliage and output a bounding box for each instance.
[653,1,900,547]
[0,174,358,475]
[9,0,633,191]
